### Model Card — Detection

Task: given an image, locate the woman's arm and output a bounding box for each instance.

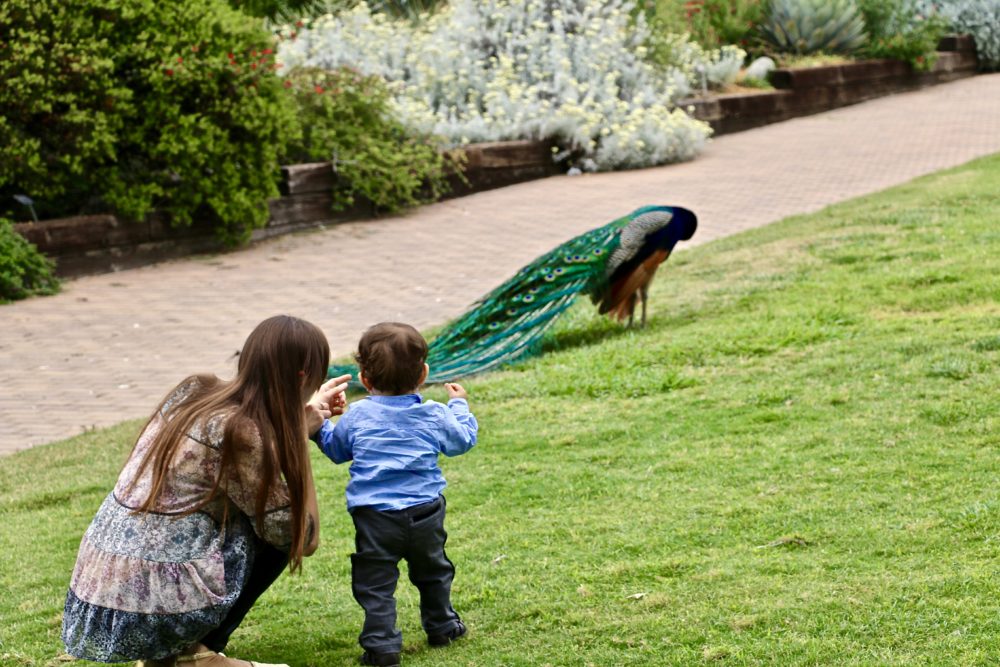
[305,374,351,436]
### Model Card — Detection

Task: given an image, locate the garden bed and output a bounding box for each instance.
[13,37,981,279]
[682,35,978,135]
[14,140,558,278]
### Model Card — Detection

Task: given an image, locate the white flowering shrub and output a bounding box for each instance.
[654,35,746,93]
[917,0,1000,69]
[278,0,718,171]
[703,45,747,86]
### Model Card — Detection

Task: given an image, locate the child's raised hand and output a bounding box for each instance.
[444,382,468,400]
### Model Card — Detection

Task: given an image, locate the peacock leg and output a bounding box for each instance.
[640,284,649,327]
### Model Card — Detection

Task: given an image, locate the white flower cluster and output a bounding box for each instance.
[654,35,747,94]
[278,0,722,171]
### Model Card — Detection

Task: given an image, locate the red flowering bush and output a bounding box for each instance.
[0,0,299,243]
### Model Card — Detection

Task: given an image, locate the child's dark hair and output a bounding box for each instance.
[355,322,429,395]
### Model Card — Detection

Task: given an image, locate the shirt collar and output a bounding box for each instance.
[369,393,423,406]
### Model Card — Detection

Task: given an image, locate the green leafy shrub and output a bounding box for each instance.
[230,0,331,22]
[229,0,446,23]
[699,0,767,49]
[642,1,761,81]
[857,0,948,69]
[760,0,867,55]
[649,0,765,50]
[0,0,299,244]
[367,0,448,20]
[0,218,58,302]
[285,67,459,212]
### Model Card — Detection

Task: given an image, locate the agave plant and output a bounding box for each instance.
[760,0,867,55]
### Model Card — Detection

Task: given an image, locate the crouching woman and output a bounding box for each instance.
[61,315,350,667]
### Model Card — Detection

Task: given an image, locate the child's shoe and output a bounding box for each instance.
[359,651,401,667]
[428,621,467,647]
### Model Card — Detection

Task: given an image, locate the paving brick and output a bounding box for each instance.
[2,74,999,456]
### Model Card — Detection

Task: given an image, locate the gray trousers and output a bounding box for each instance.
[350,496,462,653]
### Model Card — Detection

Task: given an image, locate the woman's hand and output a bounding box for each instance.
[305,374,351,436]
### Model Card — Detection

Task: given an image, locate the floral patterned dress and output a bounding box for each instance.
[62,380,294,662]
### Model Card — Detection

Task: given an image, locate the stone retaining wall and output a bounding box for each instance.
[682,36,978,136]
[15,140,558,278]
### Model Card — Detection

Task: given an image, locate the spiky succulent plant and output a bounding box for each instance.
[760,0,867,55]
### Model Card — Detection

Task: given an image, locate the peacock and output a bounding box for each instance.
[330,205,697,383]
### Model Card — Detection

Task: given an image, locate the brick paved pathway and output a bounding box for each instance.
[2,74,999,455]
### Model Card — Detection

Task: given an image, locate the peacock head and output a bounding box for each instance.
[630,205,698,243]
[670,206,698,241]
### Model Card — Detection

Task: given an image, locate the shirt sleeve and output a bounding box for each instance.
[312,413,353,464]
[438,398,478,457]
[226,420,294,550]
[159,375,202,417]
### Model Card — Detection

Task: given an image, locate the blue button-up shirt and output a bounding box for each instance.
[313,394,478,511]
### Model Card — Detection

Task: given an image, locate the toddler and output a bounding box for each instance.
[313,322,478,667]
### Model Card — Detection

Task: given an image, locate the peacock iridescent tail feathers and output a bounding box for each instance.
[329,205,697,384]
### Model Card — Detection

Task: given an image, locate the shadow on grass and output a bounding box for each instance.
[540,314,629,354]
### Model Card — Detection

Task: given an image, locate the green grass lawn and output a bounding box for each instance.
[4,153,1000,666]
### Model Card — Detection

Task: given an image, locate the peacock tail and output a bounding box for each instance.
[329,205,697,384]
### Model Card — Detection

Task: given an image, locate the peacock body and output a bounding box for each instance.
[330,205,697,383]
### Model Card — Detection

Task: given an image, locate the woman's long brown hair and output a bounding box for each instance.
[126,315,329,572]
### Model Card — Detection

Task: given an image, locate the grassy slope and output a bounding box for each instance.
[2,154,1000,666]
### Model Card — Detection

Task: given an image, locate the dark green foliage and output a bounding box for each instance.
[0,218,58,302]
[643,0,766,52]
[687,0,766,49]
[0,0,456,249]
[0,0,300,244]
[229,0,331,22]
[716,0,766,49]
[367,0,448,20]
[230,0,447,23]
[857,0,948,69]
[286,67,458,213]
